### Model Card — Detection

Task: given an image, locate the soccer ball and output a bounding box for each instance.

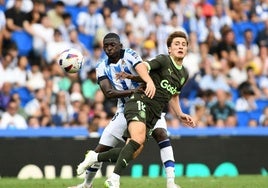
[58,48,84,73]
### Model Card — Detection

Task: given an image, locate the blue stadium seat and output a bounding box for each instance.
[11,31,33,56]
[64,5,87,26]
[236,111,250,127]
[11,86,34,107]
[232,21,258,44]
[256,99,268,112]
[249,110,262,122]
[78,33,94,52]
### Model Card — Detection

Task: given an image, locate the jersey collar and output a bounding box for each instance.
[107,49,125,64]
[169,56,183,70]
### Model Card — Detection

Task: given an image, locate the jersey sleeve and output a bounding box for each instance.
[96,60,107,82]
[146,54,167,70]
[124,48,143,68]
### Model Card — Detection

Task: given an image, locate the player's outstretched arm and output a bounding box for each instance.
[169,94,196,128]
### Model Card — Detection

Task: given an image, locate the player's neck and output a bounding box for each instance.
[170,55,183,66]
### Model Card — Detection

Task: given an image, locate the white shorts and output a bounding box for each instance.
[99,112,167,147]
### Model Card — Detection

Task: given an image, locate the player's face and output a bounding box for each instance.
[168,37,188,60]
[103,38,122,59]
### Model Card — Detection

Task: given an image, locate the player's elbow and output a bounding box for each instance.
[104,89,115,99]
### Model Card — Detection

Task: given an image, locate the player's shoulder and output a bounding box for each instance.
[156,54,170,61]
[123,48,141,59]
[96,58,108,69]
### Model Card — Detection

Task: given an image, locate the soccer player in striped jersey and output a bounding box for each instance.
[97,31,195,188]
[70,33,180,188]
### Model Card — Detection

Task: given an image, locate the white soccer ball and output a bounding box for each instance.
[58,48,84,73]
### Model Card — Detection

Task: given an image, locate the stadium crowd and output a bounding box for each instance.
[0,0,268,134]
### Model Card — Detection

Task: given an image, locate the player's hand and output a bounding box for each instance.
[116,72,132,80]
[178,113,196,128]
[145,80,155,99]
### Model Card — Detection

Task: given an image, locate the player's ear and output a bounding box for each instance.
[119,43,123,48]
[168,47,171,54]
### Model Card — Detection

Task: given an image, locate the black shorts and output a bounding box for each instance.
[124,92,162,129]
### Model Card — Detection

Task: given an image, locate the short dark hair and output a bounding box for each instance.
[103,33,120,42]
[166,31,188,47]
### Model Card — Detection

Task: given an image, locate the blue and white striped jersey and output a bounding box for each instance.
[96,48,142,113]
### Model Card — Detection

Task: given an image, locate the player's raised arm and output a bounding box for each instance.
[135,62,155,99]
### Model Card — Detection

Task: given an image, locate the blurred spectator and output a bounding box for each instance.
[47,0,65,29]
[258,75,268,99]
[259,106,268,126]
[23,0,46,33]
[165,113,180,129]
[199,61,230,92]
[95,15,118,47]
[211,2,233,40]
[145,12,169,54]
[76,0,104,36]
[103,0,123,13]
[24,88,46,118]
[68,29,91,59]
[70,92,84,123]
[27,116,40,128]
[189,4,206,43]
[6,0,33,13]
[166,13,187,36]
[50,91,74,127]
[58,12,76,42]
[248,118,258,127]
[26,64,46,91]
[237,29,259,60]
[80,43,104,80]
[26,13,54,66]
[12,55,29,87]
[190,98,208,128]
[195,0,215,17]
[0,100,27,129]
[72,109,89,127]
[10,92,27,119]
[4,0,27,40]
[227,56,248,89]
[39,102,53,127]
[82,69,99,102]
[0,9,6,54]
[208,89,237,127]
[244,66,262,98]
[0,51,16,88]
[125,1,148,45]
[216,27,237,62]
[255,0,268,21]
[257,19,268,47]
[228,0,248,22]
[45,28,71,64]
[111,5,130,34]
[0,82,12,111]
[61,0,89,7]
[142,33,157,60]
[236,81,258,112]
[88,115,101,138]
[259,45,268,76]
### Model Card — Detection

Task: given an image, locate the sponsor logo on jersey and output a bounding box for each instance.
[160,80,177,95]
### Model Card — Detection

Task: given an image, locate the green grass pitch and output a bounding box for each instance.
[0,176,267,188]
